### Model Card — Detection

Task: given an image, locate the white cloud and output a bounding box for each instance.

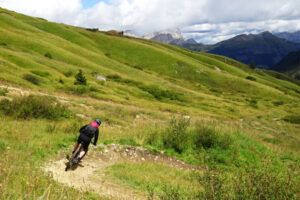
[0,0,82,23]
[0,0,300,44]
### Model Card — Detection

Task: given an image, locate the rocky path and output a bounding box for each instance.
[43,144,200,200]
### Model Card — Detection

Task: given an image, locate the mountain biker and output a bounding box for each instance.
[72,119,101,163]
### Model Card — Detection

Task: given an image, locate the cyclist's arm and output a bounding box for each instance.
[93,129,99,145]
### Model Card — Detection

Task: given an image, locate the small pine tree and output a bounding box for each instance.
[74,69,87,85]
[250,61,256,69]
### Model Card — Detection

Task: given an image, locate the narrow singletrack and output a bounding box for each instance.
[43,144,200,200]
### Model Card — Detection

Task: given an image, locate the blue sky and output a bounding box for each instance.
[82,0,109,9]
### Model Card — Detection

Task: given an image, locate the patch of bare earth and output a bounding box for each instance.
[43,144,200,200]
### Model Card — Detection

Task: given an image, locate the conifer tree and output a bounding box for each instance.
[250,61,256,69]
[74,69,87,85]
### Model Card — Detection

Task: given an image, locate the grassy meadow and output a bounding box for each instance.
[0,7,299,199]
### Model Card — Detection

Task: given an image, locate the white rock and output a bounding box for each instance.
[214,66,221,72]
[95,75,106,81]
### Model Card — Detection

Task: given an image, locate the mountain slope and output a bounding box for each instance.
[275,31,300,43]
[272,50,300,80]
[208,31,300,69]
[0,8,300,117]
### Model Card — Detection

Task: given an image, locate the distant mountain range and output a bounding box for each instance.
[208,31,300,69]
[142,28,198,46]
[131,28,300,75]
[275,31,300,43]
[272,50,300,80]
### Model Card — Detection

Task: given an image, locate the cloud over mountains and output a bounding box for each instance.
[1,0,300,44]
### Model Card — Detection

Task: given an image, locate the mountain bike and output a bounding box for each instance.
[65,142,84,171]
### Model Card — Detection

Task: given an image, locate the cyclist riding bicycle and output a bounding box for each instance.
[72,119,101,163]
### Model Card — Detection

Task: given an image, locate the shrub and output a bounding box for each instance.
[246,76,256,81]
[249,61,256,69]
[273,100,284,106]
[133,65,143,70]
[197,168,229,200]
[0,139,7,152]
[74,69,87,85]
[0,88,8,96]
[162,116,190,153]
[23,74,41,85]
[283,115,300,124]
[106,74,182,101]
[66,85,90,95]
[158,185,185,200]
[86,28,98,32]
[139,85,181,101]
[63,70,73,77]
[44,52,52,59]
[231,163,297,199]
[197,162,297,200]
[194,124,233,149]
[248,99,258,108]
[0,95,71,120]
[106,74,122,81]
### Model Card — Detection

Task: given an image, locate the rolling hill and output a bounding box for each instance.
[0,7,299,199]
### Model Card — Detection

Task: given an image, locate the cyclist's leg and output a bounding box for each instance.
[77,136,90,161]
[78,150,86,160]
[73,142,79,153]
[73,135,82,152]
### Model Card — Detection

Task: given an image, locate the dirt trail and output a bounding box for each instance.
[43,144,200,200]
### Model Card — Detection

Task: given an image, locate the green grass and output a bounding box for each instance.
[106,162,200,196]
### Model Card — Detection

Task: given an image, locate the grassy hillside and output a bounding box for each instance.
[0,7,299,199]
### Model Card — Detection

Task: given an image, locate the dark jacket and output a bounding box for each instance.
[79,124,99,145]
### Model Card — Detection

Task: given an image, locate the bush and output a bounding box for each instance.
[197,162,297,200]
[145,118,233,154]
[63,70,73,77]
[44,52,52,59]
[139,85,181,101]
[0,139,7,152]
[0,88,8,96]
[74,69,87,85]
[65,85,90,95]
[249,61,256,69]
[273,100,284,106]
[158,185,185,200]
[248,99,258,109]
[194,125,233,149]
[163,116,190,153]
[0,95,71,120]
[246,76,256,81]
[283,115,300,124]
[23,74,41,85]
[86,28,98,32]
[107,74,181,101]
